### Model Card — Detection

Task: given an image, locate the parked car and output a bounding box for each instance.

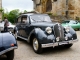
[61,20,80,30]
[0,21,16,33]
[0,32,17,60]
[15,13,78,54]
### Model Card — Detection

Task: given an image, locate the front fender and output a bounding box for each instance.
[69,27,77,39]
[28,28,55,44]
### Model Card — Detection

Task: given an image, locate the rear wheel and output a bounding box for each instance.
[32,37,42,54]
[6,50,14,60]
[64,44,73,48]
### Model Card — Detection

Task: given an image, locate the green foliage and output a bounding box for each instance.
[3,9,20,23]
[23,10,27,13]
[0,8,4,12]
[46,12,53,16]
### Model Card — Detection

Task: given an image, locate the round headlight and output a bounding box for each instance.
[45,27,52,34]
[64,26,70,32]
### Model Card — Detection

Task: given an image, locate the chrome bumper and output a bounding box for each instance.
[42,39,78,48]
[0,46,17,55]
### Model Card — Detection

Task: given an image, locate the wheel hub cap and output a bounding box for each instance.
[33,38,39,51]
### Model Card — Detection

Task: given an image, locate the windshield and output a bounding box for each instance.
[62,21,70,24]
[30,15,52,22]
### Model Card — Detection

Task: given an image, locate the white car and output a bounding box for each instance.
[0,21,15,32]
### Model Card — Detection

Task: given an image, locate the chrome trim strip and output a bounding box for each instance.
[42,39,78,48]
[17,36,28,41]
[0,46,17,55]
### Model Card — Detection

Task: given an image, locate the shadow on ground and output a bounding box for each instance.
[17,39,72,55]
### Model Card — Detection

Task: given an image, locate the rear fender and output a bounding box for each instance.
[2,33,17,49]
[0,33,17,55]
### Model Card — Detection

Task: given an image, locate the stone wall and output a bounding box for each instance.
[32,0,80,20]
[0,0,2,21]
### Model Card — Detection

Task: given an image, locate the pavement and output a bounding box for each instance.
[0,31,80,60]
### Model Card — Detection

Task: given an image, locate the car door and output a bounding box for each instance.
[20,16,30,38]
[16,16,22,36]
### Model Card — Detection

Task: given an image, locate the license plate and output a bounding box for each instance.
[59,42,68,45]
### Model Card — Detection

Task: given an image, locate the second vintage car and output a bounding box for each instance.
[15,13,78,54]
[62,20,80,30]
[0,21,16,33]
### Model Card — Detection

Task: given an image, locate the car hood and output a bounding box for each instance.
[0,24,15,28]
[61,23,69,27]
[31,22,56,27]
[0,24,4,27]
[8,25,15,28]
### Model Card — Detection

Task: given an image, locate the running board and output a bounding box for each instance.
[17,36,28,41]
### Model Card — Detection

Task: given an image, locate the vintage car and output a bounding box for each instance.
[0,32,17,60]
[62,20,80,30]
[0,21,16,33]
[15,13,78,54]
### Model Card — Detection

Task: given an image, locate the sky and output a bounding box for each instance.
[2,0,33,12]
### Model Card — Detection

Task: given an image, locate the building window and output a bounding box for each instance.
[46,0,52,12]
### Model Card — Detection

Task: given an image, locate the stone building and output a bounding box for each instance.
[32,0,80,19]
[0,0,2,21]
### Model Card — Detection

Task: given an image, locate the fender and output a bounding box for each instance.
[2,33,17,51]
[28,28,55,44]
[64,27,77,40]
[69,27,77,39]
[0,34,3,52]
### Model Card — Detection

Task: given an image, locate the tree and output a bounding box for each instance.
[8,9,20,23]
[3,9,20,23]
[23,10,27,13]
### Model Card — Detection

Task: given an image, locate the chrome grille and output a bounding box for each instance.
[54,23,64,41]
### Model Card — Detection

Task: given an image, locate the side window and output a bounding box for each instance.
[21,16,27,23]
[76,21,78,23]
[26,17,30,24]
[69,21,76,24]
[17,17,21,23]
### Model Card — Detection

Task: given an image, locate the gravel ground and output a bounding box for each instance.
[0,31,80,60]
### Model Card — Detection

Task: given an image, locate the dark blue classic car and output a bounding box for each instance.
[0,32,17,60]
[15,13,78,54]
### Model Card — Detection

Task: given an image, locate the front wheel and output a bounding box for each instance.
[6,50,14,60]
[32,37,43,54]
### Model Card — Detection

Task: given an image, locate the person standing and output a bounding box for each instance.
[4,18,9,32]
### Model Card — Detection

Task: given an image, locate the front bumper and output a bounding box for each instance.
[42,39,78,48]
[0,46,17,55]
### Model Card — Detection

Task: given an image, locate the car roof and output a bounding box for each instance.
[17,13,48,18]
[64,20,76,21]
